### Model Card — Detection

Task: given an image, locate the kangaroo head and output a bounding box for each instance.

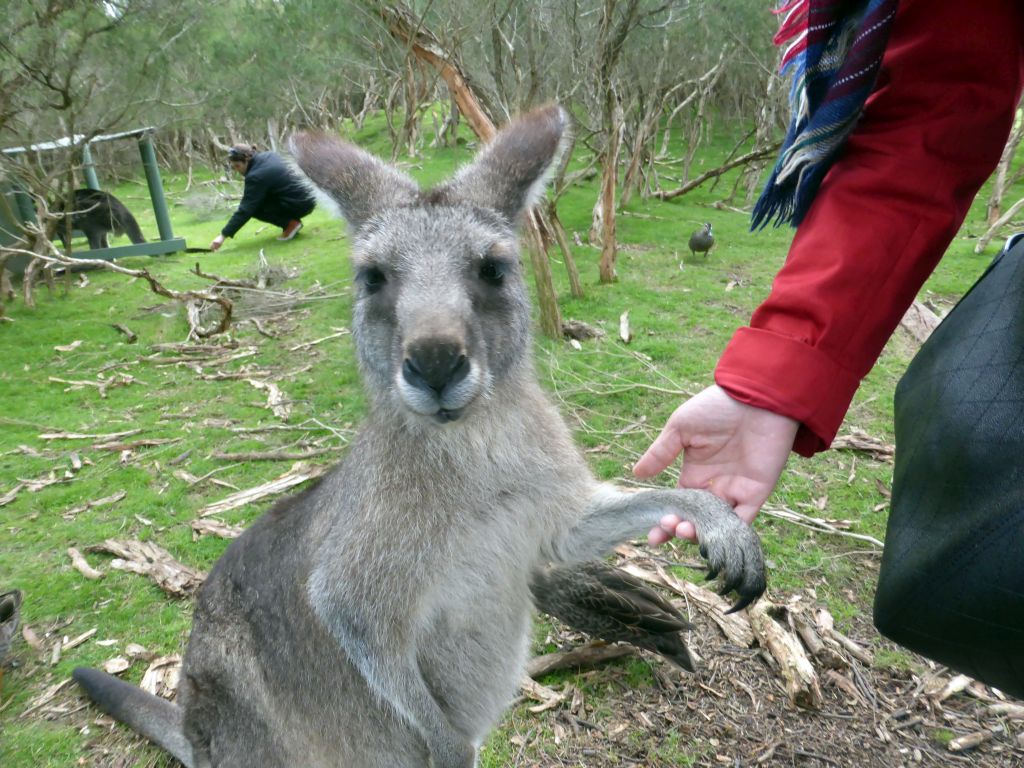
[290,105,568,424]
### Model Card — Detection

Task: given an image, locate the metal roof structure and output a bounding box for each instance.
[1,127,186,270]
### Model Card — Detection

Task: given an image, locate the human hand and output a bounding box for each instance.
[210,234,225,251]
[633,384,798,544]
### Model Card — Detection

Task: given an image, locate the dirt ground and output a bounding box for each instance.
[9,555,1024,768]
[500,614,1024,767]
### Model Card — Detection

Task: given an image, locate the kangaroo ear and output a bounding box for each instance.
[442,104,570,224]
[288,132,419,232]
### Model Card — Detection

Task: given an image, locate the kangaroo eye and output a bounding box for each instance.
[478,258,506,287]
[359,267,387,294]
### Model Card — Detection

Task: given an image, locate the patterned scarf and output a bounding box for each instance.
[751,0,899,229]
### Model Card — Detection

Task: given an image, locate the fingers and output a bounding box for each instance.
[673,520,697,541]
[632,424,684,478]
[646,515,696,546]
[647,527,672,546]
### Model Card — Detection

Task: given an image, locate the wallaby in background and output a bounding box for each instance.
[73,105,766,768]
[54,188,146,250]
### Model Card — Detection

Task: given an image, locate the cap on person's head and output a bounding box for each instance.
[227,144,256,163]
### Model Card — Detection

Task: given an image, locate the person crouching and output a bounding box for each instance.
[210,144,316,251]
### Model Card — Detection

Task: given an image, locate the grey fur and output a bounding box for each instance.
[73,104,765,768]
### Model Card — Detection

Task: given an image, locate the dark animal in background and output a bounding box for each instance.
[688,222,714,258]
[55,189,146,250]
[532,561,696,671]
[0,590,22,692]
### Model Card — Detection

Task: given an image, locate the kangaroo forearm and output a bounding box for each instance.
[550,484,766,612]
[552,485,733,563]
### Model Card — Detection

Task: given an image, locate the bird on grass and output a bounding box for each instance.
[688,222,715,258]
[0,590,23,690]
[530,562,695,671]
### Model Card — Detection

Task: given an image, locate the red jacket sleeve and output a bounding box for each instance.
[715,0,1024,457]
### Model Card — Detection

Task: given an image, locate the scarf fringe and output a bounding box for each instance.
[752,0,898,230]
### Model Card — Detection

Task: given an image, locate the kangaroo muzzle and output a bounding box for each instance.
[403,339,469,395]
[398,336,479,421]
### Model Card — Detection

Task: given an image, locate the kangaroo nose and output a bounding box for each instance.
[403,341,469,394]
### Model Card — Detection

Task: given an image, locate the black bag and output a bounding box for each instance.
[874,234,1024,697]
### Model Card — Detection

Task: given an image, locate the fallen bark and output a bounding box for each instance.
[526,643,635,679]
[899,300,941,344]
[200,462,328,517]
[518,676,566,714]
[748,600,823,709]
[88,539,206,598]
[190,518,244,540]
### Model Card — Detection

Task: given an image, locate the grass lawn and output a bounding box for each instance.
[1,113,1020,766]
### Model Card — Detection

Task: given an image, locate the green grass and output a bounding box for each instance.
[1,110,1020,766]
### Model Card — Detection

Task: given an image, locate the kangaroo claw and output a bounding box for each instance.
[685,492,767,611]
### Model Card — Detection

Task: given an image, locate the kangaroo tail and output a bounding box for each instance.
[116,208,146,244]
[73,667,193,767]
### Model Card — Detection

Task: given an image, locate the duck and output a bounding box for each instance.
[531,562,695,671]
[688,222,715,258]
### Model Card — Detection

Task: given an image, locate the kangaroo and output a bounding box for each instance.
[54,188,146,250]
[73,104,766,768]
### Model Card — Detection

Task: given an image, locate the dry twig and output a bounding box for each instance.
[63,490,127,520]
[200,461,328,517]
[67,547,104,579]
[950,727,1002,753]
[762,505,884,549]
[40,429,141,441]
[288,328,351,352]
[211,448,335,462]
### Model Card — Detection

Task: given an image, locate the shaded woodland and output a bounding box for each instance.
[1,0,789,331]
[4,0,1022,329]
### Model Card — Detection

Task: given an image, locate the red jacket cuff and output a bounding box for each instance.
[714,327,862,457]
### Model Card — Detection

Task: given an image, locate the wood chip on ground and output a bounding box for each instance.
[87,539,206,597]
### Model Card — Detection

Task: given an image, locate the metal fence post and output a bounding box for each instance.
[138,132,174,241]
[81,143,101,190]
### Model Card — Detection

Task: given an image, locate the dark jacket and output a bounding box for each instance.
[221,152,316,238]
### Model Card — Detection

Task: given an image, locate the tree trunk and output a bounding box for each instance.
[745,68,783,205]
[381,3,564,336]
[591,0,641,284]
[547,203,583,299]
[597,98,622,283]
[382,5,497,142]
[525,210,562,338]
[399,60,420,158]
[987,102,1024,225]
[0,255,13,318]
